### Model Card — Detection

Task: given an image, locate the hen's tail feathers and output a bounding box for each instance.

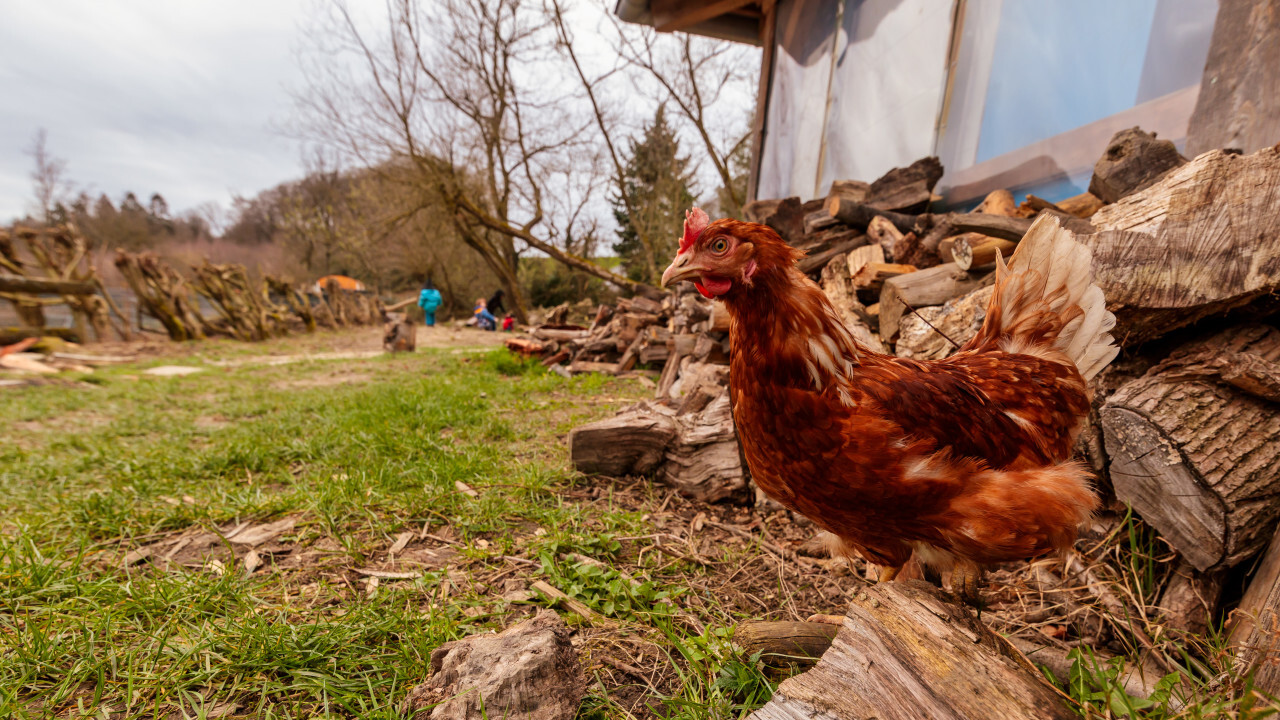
[965,215,1118,380]
[942,461,1098,564]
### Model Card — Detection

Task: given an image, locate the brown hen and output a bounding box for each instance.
[661,209,1117,603]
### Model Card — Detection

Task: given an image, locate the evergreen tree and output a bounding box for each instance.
[611,105,695,283]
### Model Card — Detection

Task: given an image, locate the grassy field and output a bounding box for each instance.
[0,331,821,718]
[2,329,1277,719]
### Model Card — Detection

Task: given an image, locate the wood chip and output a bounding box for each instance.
[455,480,479,498]
[388,531,413,555]
[243,548,261,576]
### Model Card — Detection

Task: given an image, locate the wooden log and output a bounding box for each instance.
[803,209,838,235]
[795,232,865,275]
[949,214,1033,242]
[747,581,1075,720]
[661,389,748,503]
[504,337,545,356]
[568,360,620,375]
[0,275,97,295]
[1186,0,1280,157]
[1,326,80,345]
[568,403,678,476]
[865,156,944,213]
[953,236,1017,271]
[866,216,916,263]
[878,263,986,340]
[763,197,806,243]
[709,303,731,333]
[532,327,590,342]
[819,254,884,354]
[895,286,993,361]
[627,295,664,316]
[826,199,918,235]
[824,179,869,213]
[1089,127,1187,204]
[733,621,840,669]
[1101,324,1280,571]
[852,262,916,292]
[845,243,884,280]
[743,198,783,225]
[1158,559,1226,637]
[1087,146,1280,346]
[1231,522,1280,695]
[1056,192,1104,218]
[972,188,1018,217]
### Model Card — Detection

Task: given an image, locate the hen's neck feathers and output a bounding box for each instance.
[723,263,870,401]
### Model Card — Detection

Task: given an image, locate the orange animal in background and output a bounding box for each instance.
[661,208,1118,603]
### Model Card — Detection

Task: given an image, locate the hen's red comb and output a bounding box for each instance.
[678,207,709,254]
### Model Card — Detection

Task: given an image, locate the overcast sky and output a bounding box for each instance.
[0,0,314,224]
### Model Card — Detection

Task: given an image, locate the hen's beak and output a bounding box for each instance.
[661,253,705,288]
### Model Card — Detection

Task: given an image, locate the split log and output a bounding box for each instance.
[1086,146,1280,346]
[568,403,677,476]
[1158,559,1226,637]
[953,236,1017,271]
[795,232,865,275]
[763,197,806,244]
[1101,324,1280,571]
[819,255,884,354]
[662,390,748,503]
[826,200,918,236]
[733,621,840,670]
[852,262,915,292]
[0,276,97,295]
[949,214,1033,242]
[972,189,1018,217]
[1056,192,1104,218]
[878,263,987,340]
[532,327,590,343]
[845,243,885,280]
[1089,127,1187,204]
[824,179,869,212]
[747,581,1076,720]
[1231,522,1280,696]
[866,216,918,263]
[401,611,583,720]
[865,156,944,213]
[895,286,992,360]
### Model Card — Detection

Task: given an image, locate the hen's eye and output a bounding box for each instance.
[710,238,729,254]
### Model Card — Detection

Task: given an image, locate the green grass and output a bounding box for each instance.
[1,339,782,718]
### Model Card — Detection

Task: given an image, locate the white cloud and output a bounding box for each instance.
[0,0,313,221]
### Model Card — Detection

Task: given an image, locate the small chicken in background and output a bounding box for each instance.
[661,208,1118,605]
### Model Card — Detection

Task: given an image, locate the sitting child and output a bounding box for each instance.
[473,298,497,331]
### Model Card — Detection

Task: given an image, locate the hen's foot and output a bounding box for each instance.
[951,560,985,609]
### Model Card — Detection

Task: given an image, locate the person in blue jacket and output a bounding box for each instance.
[418,280,442,326]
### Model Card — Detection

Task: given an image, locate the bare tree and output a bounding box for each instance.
[26,129,71,225]
[608,14,757,214]
[295,0,658,321]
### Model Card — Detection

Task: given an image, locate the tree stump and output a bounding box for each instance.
[747,581,1076,720]
[1101,324,1280,571]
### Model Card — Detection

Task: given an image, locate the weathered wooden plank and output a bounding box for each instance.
[1186,0,1280,156]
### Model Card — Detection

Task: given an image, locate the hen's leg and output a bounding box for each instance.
[877,564,901,583]
[951,558,984,607]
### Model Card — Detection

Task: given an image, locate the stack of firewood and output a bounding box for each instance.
[566,129,1280,687]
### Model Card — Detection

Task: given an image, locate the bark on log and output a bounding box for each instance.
[879,263,987,341]
[1157,559,1226,637]
[747,581,1076,720]
[568,404,678,476]
[734,621,840,669]
[1231,522,1280,696]
[1101,324,1280,571]
[661,390,747,503]
[953,236,1017,271]
[795,233,865,275]
[1086,146,1280,346]
[764,197,806,244]
[865,156,944,213]
[949,214,1034,242]
[1089,127,1187,204]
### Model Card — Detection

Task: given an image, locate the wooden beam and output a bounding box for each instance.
[652,0,755,32]
[0,275,97,296]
